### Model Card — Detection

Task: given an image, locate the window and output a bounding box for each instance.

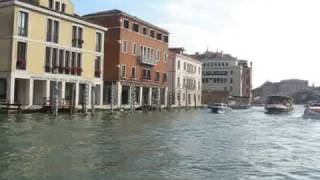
[120,65,126,78]
[58,49,64,73]
[49,0,53,9]
[230,78,233,84]
[71,52,76,75]
[61,3,66,13]
[156,33,162,40]
[16,42,27,70]
[230,70,234,75]
[72,26,83,48]
[156,49,160,62]
[177,77,180,87]
[143,69,151,80]
[132,43,138,55]
[122,40,127,53]
[76,53,82,76]
[164,35,169,43]
[142,27,148,35]
[55,1,60,11]
[155,72,160,81]
[52,48,58,73]
[95,57,101,78]
[131,67,136,78]
[184,62,186,70]
[133,23,139,33]
[45,47,51,72]
[163,51,168,63]
[18,11,28,37]
[65,51,70,74]
[163,73,167,82]
[123,19,129,29]
[96,32,102,52]
[150,30,155,38]
[46,19,59,43]
[0,79,6,100]
[177,60,180,70]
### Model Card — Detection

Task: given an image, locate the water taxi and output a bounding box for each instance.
[209,103,231,114]
[304,102,320,119]
[265,96,294,114]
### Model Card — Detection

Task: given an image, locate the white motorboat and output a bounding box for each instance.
[208,103,231,114]
[265,96,294,114]
[304,103,320,119]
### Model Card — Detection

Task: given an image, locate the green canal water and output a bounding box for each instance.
[1,106,320,180]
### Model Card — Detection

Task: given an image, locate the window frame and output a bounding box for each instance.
[123,19,130,29]
[120,64,126,79]
[132,43,138,56]
[122,40,128,54]
[131,66,136,79]
[95,32,102,52]
[18,11,29,37]
[16,41,27,70]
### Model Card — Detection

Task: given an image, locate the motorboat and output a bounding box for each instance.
[208,103,231,114]
[265,96,294,114]
[304,102,320,119]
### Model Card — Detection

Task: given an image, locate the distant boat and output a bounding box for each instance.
[304,102,320,119]
[228,96,251,110]
[209,103,231,114]
[265,96,294,114]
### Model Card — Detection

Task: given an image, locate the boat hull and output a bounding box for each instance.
[303,108,320,119]
[265,107,292,114]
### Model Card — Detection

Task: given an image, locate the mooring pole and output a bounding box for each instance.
[53,80,59,116]
[91,84,95,116]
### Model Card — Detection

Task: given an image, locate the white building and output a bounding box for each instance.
[194,51,252,97]
[168,48,202,107]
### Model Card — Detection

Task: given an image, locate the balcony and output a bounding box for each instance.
[139,55,157,66]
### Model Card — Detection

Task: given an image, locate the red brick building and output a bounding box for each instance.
[83,10,169,108]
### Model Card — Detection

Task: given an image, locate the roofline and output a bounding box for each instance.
[83,9,169,34]
[175,53,203,64]
[0,0,108,32]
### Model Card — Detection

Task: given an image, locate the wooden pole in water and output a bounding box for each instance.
[91,85,95,116]
[53,80,59,116]
[70,85,75,115]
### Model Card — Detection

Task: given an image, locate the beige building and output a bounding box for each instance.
[168,48,202,107]
[0,0,107,109]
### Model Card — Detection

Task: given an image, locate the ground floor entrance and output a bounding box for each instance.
[3,76,103,109]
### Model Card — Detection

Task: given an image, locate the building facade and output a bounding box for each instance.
[83,10,169,109]
[253,79,309,100]
[0,0,107,108]
[168,48,202,107]
[192,51,252,98]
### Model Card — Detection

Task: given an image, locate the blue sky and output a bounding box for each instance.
[73,0,320,88]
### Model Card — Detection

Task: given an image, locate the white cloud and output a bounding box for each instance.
[152,0,320,87]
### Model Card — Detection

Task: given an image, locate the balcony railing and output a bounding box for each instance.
[16,59,26,70]
[95,70,101,78]
[18,27,27,37]
[139,55,157,66]
[72,39,84,48]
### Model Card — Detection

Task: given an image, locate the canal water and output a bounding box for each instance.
[1,106,320,180]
